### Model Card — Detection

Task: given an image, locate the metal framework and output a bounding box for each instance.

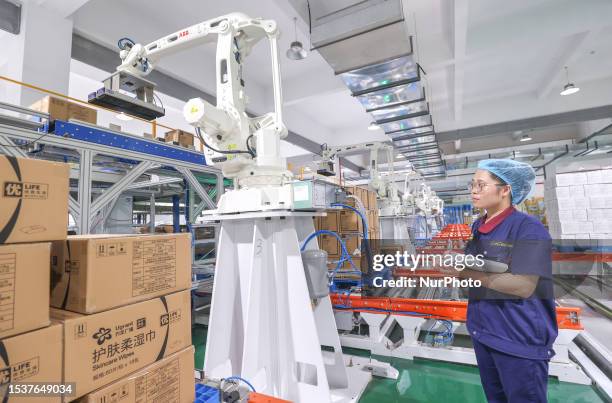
[0,118,223,234]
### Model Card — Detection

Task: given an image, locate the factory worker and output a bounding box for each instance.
[458,159,557,403]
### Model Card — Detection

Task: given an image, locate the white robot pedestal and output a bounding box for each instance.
[204,211,396,403]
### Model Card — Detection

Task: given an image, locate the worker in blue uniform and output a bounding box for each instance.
[457,159,557,403]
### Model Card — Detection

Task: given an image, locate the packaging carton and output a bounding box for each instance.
[0,243,50,339]
[0,156,68,244]
[51,290,191,400]
[0,324,63,402]
[50,234,191,314]
[30,96,97,124]
[164,130,194,148]
[76,347,195,403]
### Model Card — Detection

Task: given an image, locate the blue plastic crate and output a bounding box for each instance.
[195,383,219,403]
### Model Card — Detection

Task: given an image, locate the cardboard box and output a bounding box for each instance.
[572,209,588,221]
[76,346,195,403]
[50,233,191,314]
[0,156,69,244]
[319,234,339,256]
[554,187,570,199]
[555,198,573,210]
[559,221,580,234]
[353,187,367,209]
[51,290,191,400]
[0,324,63,403]
[343,235,360,255]
[577,221,594,234]
[584,184,603,197]
[587,170,603,184]
[367,210,379,230]
[569,185,584,198]
[593,221,612,233]
[553,172,587,187]
[320,211,339,232]
[154,224,175,234]
[0,243,50,339]
[602,170,612,183]
[30,96,97,125]
[339,210,362,233]
[164,130,194,147]
[369,191,377,211]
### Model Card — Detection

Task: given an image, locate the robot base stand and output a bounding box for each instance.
[203,211,396,403]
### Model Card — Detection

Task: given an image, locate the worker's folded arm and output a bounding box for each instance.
[459,270,539,298]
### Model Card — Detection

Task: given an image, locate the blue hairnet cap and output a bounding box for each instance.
[477,159,536,205]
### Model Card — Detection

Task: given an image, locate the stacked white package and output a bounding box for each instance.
[545,165,612,239]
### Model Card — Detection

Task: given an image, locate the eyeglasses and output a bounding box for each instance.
[468,181,507,193]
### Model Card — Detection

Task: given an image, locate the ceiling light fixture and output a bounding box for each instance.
[368,122,380,131]
[286,17,308,60]
[396,154,405,159]
[519,134,532,142]
[116,112,133,121]
[560,66,580,96]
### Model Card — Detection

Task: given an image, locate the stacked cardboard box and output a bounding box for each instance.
[0,156,70,402]
[50,233,194,401]
[314,185,380,270]
[52,290,193,401]
[164,130,195,148]
[74,346,195,403]
[545,165,612,240]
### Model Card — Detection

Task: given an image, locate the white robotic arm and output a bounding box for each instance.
[320,142,405,213]
[111,13,288,182]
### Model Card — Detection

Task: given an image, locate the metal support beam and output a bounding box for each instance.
[149,194,156,233]
[90,161,158,217]
[172,195,181,233]
[127,177,184,190]
[192,202,206,219]
[78,150,94,234]
[68,195,80,221]
[216,175,225,204]
[437,105,612,143]
[176,167,216,210]
[0,134,28,158]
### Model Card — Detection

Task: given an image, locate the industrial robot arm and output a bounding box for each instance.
[93,13,288,183]
[319,141,402,205]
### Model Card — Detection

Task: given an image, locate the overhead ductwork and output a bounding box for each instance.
[310,0,412,73]
[304,0,446,178]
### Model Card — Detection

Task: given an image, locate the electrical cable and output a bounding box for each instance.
[117,37,135,50]
[246,134,256,157]
[331,203,373,275]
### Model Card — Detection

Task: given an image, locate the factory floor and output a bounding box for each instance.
[191,324,606,403]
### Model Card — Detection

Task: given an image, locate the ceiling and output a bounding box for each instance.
[39,0,612,176]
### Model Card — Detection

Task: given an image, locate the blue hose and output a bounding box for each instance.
[300,230,356,269]
[331,203,369,237]
[331,203,373,275]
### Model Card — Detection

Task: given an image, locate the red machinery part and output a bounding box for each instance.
[248,392,293,403]
[330,294,583,330]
